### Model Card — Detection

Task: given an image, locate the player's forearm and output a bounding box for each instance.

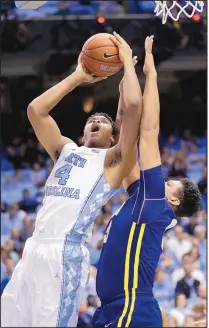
[141,72,159,131]
[122,61,142,112]
[116,62,142,171]
[28,71,83,116]
[115,89,125,136]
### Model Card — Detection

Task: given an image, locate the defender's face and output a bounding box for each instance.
[165,180,182,204]
[83,116,114,148]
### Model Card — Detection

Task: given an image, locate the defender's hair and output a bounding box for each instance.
[87,112,119,136]
[175,178,201,217]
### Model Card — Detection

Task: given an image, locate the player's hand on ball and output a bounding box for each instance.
[109,32,132,65]
[76,54,107,83]
[119,56,138,93]
[143,35,157,76]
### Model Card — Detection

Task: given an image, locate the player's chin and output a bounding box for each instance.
[90,130,104,139]
[88,133,103,146]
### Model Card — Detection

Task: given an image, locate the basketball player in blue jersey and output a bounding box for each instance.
[93,36,201,327]
[1,33,143,327]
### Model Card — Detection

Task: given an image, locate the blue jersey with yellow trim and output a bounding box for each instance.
[96,165,177,302]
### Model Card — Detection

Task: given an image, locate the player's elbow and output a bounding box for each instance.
[27,103,44,121]
[27,104,36,121]
[124,96,141,112]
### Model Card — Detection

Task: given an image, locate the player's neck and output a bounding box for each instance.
[84,141,109,149]
[166,198,176,214]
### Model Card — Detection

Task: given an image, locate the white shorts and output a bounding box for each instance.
[1,230,90,327]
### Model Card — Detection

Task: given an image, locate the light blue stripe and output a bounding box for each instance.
[57,173,116,327]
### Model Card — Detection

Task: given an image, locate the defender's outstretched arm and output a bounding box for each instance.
[27,59,105,162]
[140,36,161,171]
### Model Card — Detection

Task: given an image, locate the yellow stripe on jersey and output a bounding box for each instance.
[125,224,146,327]
[160,307,167,327]
[117,222,136,327]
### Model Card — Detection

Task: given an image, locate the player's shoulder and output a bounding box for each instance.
[57,141,78,158]
[163,200,178,229]
[150,200,177,228]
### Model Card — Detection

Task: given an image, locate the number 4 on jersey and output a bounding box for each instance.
[55,164,72,185]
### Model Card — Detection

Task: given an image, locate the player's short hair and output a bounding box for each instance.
[175,178,201,217]
[86,112,119,136]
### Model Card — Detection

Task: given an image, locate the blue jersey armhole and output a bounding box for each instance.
[126,179,140,197]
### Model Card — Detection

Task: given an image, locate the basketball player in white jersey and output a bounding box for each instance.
[1,32,142,327]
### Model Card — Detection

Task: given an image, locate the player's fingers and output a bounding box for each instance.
[149,40,154,53]
[147,43,152,54]
[109,35,120,47]
[113,31,124,44]
[133,56,138,66]
[146,37,152,50]
[146,36,154,54]
[149,35,154,51]
[144,36,149,51]
[145,35,153,45]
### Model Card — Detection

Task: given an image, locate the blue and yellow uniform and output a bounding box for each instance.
[93,165,177,327]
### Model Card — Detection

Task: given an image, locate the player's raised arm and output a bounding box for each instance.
[115,55,138,140]
[105,32,142,188]
[115,57,141,190]
[27,55,106,162]
[140,36,161,171]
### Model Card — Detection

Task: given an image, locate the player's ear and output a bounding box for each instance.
[167,196,180,207]
[110,135,115,147]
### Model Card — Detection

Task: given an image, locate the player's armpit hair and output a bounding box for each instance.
[55,150,60,160]
[175,178,201,217]
[119,109,125,117]
[109,151,122,167]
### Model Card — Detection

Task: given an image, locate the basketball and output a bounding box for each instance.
[81,33,123,77]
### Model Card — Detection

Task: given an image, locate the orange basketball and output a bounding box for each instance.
[81,33,123,77]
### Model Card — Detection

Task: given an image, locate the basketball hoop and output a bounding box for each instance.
[154,1,205,24]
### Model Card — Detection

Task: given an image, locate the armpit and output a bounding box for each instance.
[55,150,60,160]
[109,151,122,167]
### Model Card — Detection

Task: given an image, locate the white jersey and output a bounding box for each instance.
[35,142,116,240]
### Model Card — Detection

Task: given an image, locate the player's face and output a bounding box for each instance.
[165,180,182,206]
[83,116,114,148]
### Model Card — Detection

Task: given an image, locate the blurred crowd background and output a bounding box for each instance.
[1,1,207,18]
[1,1,202,17]
[1,1,207,327]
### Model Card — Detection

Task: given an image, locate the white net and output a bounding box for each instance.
[154,1,205,24]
